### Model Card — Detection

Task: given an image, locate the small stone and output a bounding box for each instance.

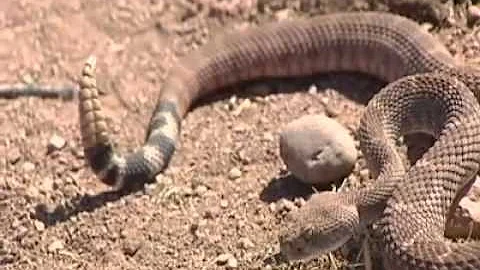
[275,9,293,21]
[293,197,306,208]
[270,198,296,215]
[22,161,35,172]
[7,148,21,164]
[280,114,357,185]
[25,185,40,199]
[47,239,64,253]
[11,219,21,229]
[276,198,295,212]
[47,134,66,153]
[122,239,142,256]
[194,185,208,196]
[238,237,254,249]
[21,73,35,84]
[226,257,238,269]
[33,220,45,231]
[325,104,341,117]
[227,95,238,110]
[39,177,54,193]
[220,200,229,208]
[232,99,252,116]
[308,85,318,94]
[216,253,231,264]
[228,167,242,180]
[216,253,237,268]
[262,132,274,142]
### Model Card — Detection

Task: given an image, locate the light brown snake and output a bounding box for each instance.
[78,11,480,269]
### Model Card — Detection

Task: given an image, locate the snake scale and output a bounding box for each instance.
[78,11,480,269]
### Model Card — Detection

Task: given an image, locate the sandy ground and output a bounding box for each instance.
[2,1,480,269]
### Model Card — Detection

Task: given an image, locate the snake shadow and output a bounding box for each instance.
[259,171,337,203]
[33,181,148,227]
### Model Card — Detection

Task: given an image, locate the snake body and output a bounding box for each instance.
[78,12,480,269]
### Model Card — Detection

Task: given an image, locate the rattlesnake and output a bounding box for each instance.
[78,12,480,269]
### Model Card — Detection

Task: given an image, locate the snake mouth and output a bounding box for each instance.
[280,232,353,262]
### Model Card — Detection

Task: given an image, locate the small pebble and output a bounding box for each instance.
[238,237,254,249]
[47,134,66,153]
[262,132,274,142]
[216,253,232,264]
[271,198,295,214]
[232,99,252,116]
[47,239,64,253]
[7,148,21,164]
[33,220,45,231]
[122,239,142,256]
[228,167,242,180]
[275,9,293,21]
[22,161,35,172]
[21,73,35,84]
[216,253,238,269]
[220,200,229,208]
[194,185,208,196]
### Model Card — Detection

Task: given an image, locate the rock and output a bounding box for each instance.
[275,9,293,21]
[47,134,66,153]
[33,220,45,231]
[262,132,274,142]
[232,99,252,116]
[122,239,142,256]
[226,256,238,269]
[270,198,296,215]
[279,115,357,185]
[238,237,254,249]
[7,148,21,164]
[228,167,242,180]
[216,253,237,268]
[308,84,318,94]
[220,200,229,208]
[47,239,64,253]
[120,228,143,256]
[193,184,208,196]
[22,161,36,172]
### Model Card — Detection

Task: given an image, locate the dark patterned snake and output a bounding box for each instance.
[78,11,480,269]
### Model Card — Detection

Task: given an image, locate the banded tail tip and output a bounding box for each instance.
[78,55,124,190]
[83,56,97,75]
[79,56,98,90]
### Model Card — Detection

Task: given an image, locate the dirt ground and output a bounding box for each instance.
[2,0,480,269]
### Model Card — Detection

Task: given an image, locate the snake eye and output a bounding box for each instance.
[296,246,303,253]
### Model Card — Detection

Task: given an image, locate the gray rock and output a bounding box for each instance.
[280,114,357,185]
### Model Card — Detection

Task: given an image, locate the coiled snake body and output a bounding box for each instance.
[79,12,480,269]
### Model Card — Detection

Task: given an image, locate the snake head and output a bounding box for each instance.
[279,191,360,261]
